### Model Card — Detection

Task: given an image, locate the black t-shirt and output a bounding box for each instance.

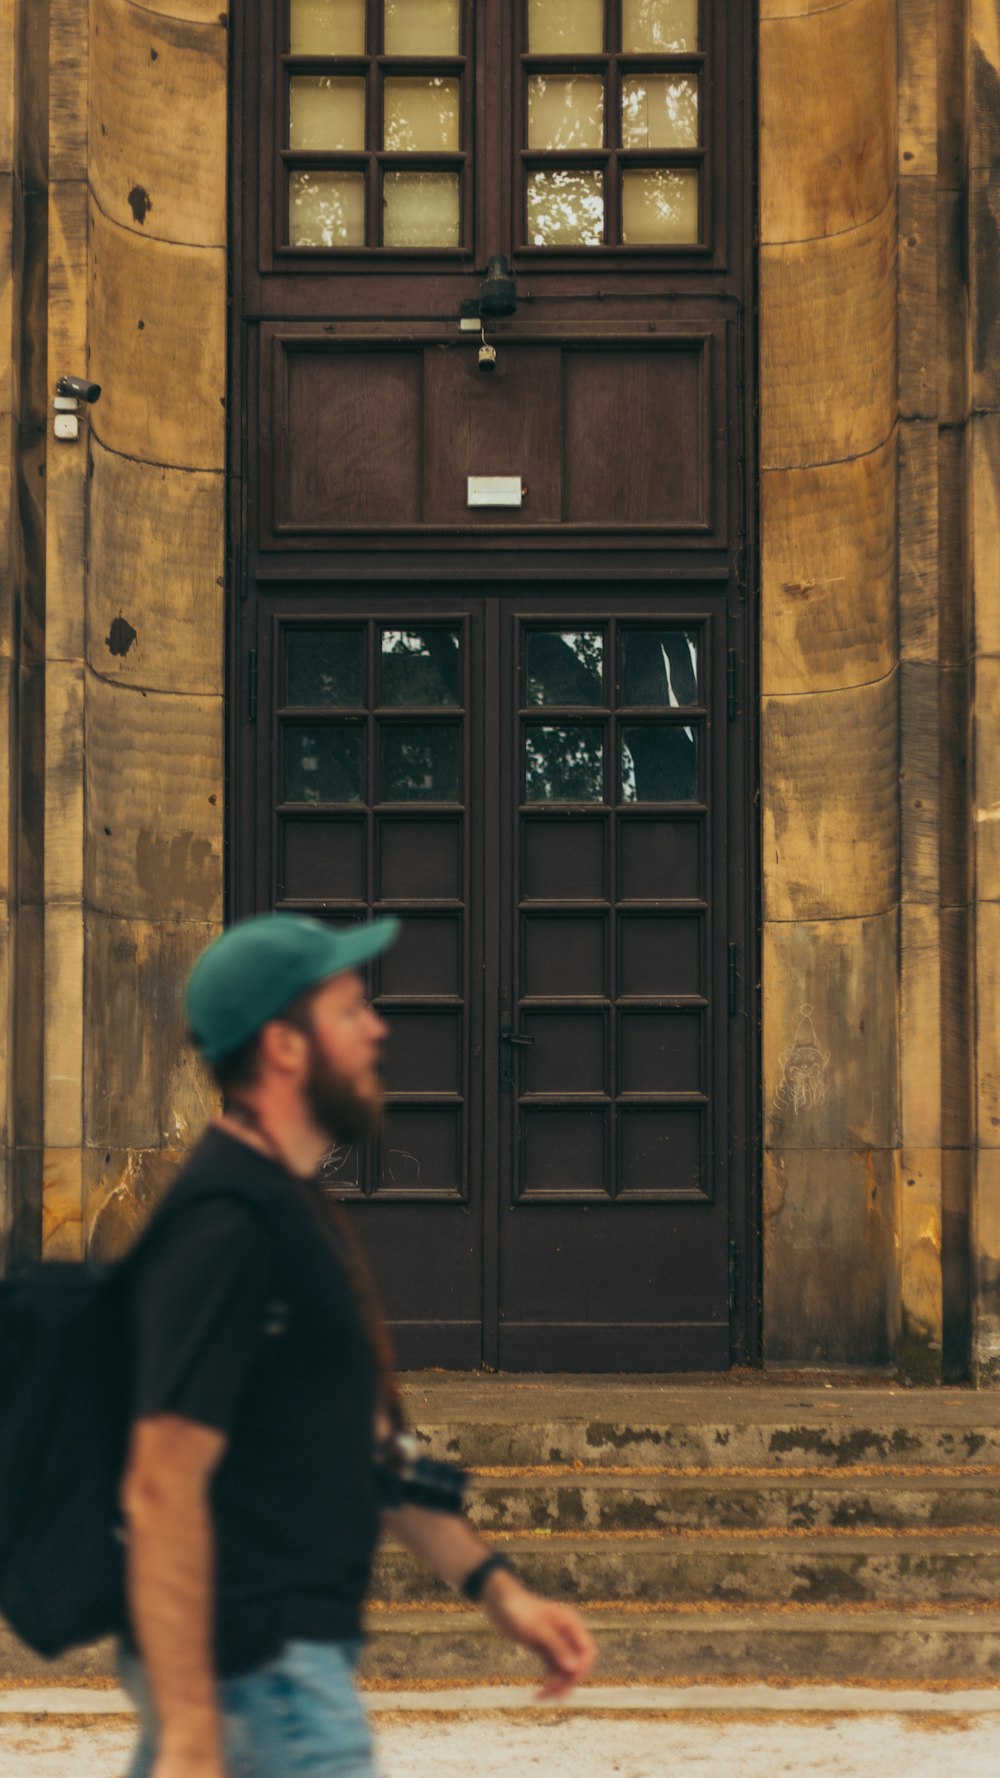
[125,1126,379,1677]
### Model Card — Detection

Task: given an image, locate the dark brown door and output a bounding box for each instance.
[231,0,757,1369]
[246,585,743,1369]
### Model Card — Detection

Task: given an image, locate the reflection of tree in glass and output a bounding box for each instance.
[290,170,363,246]
[628,169,690,234]
[382,724,460,801]
[620,630,698,802]
[621,77,698,149]
[527,630,603,705]
[624,0,698,52]
[529,75,604,150]
[526,726,604,802]
[528,170,605,246]
[622,629,697,706]
[621,727,698,802]
[382,629,460,706]
[383,77,459,151]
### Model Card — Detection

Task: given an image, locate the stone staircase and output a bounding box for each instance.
[4,1376,1000,1692]
[360,1378,1000,1688]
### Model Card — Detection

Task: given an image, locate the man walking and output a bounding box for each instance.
[119,912,597,1778]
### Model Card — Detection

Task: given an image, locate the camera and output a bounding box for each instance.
[477,343,498,374]
[375,1431,468,1514]
[55,376,102,404]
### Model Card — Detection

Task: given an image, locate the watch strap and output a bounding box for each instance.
[460,1551,516,1602]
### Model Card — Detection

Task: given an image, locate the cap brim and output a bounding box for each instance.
[319,915,401,980]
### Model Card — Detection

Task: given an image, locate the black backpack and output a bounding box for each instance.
[0,1259,130,1656]
[0,1174,284,1659]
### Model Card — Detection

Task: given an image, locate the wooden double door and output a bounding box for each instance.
[240,585,751,1370]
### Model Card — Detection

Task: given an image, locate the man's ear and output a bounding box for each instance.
[258,1018,308,1077]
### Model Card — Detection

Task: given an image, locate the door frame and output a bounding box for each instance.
[224,0,761,1370]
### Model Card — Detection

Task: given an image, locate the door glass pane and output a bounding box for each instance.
[621,726,699,802]
[527,170,604,246]
[384,0,460,56]
[528,76,604,150]
[525,726,604,802]
[621,628,699,706]
[528,0,604,53]
[289,76,366,150]
[621,168,698,243]
[287,629,364,706]
[622,0,699,52]
[526,631,603,706]
[381,628,461,705]
[289,170,366,247]
[383,170,460,245]
[621,76,698,150]
[381,724,461,800]
[384,76,460,151]
[285,725,364,803]
[290,0,366,54]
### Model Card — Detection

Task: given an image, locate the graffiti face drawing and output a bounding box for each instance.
[775,1004,830,1114]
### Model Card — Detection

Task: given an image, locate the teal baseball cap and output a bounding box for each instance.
[186,912,400,1065]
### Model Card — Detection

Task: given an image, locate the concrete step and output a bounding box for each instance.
[403,1379,1000,1472]
[464,1467,1000,1532]
[373,1529,1000,1607]
[358,1604,1000,1685]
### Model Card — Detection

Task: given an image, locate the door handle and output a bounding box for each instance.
[499,1025,533,1094]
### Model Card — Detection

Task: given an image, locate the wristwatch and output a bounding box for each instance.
[460,1551,517,1602]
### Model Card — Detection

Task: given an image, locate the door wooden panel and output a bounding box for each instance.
[260,329,723,546]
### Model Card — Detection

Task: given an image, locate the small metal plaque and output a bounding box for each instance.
[467,475,523,508]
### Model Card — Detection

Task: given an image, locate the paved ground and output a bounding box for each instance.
[3,1688,1000,1777]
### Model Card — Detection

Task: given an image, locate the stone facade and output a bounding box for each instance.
[1,0,999,1379]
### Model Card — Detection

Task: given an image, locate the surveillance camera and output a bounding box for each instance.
[478,343,498,374]
[56,376,102,404]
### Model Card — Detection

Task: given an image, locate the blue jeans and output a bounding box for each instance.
[118,1639,378,1777]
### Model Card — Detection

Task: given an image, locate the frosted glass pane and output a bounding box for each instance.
[527,169,604,246]
[289,77,366,150]
[384,77,460,151]
[384,0,460,55]
[290,0,366,54]
[289,170,366,247]
[623,0,699,51]
[528,0,604,53]
[621,168,698,242]
[528,75,604,150]
[621,76,698,149]
[383,171,460,245]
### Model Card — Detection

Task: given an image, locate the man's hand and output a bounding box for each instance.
[481,1568,598,1700]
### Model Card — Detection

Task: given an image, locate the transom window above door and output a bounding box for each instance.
[285,0,470,250]
[521,0,703,248]
[280,0,706,253]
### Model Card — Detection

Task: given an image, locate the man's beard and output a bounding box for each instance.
[304,1039,384,1147]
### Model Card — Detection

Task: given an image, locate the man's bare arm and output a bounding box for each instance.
[383,1505,597,1698]
[122,1415,228,1776]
